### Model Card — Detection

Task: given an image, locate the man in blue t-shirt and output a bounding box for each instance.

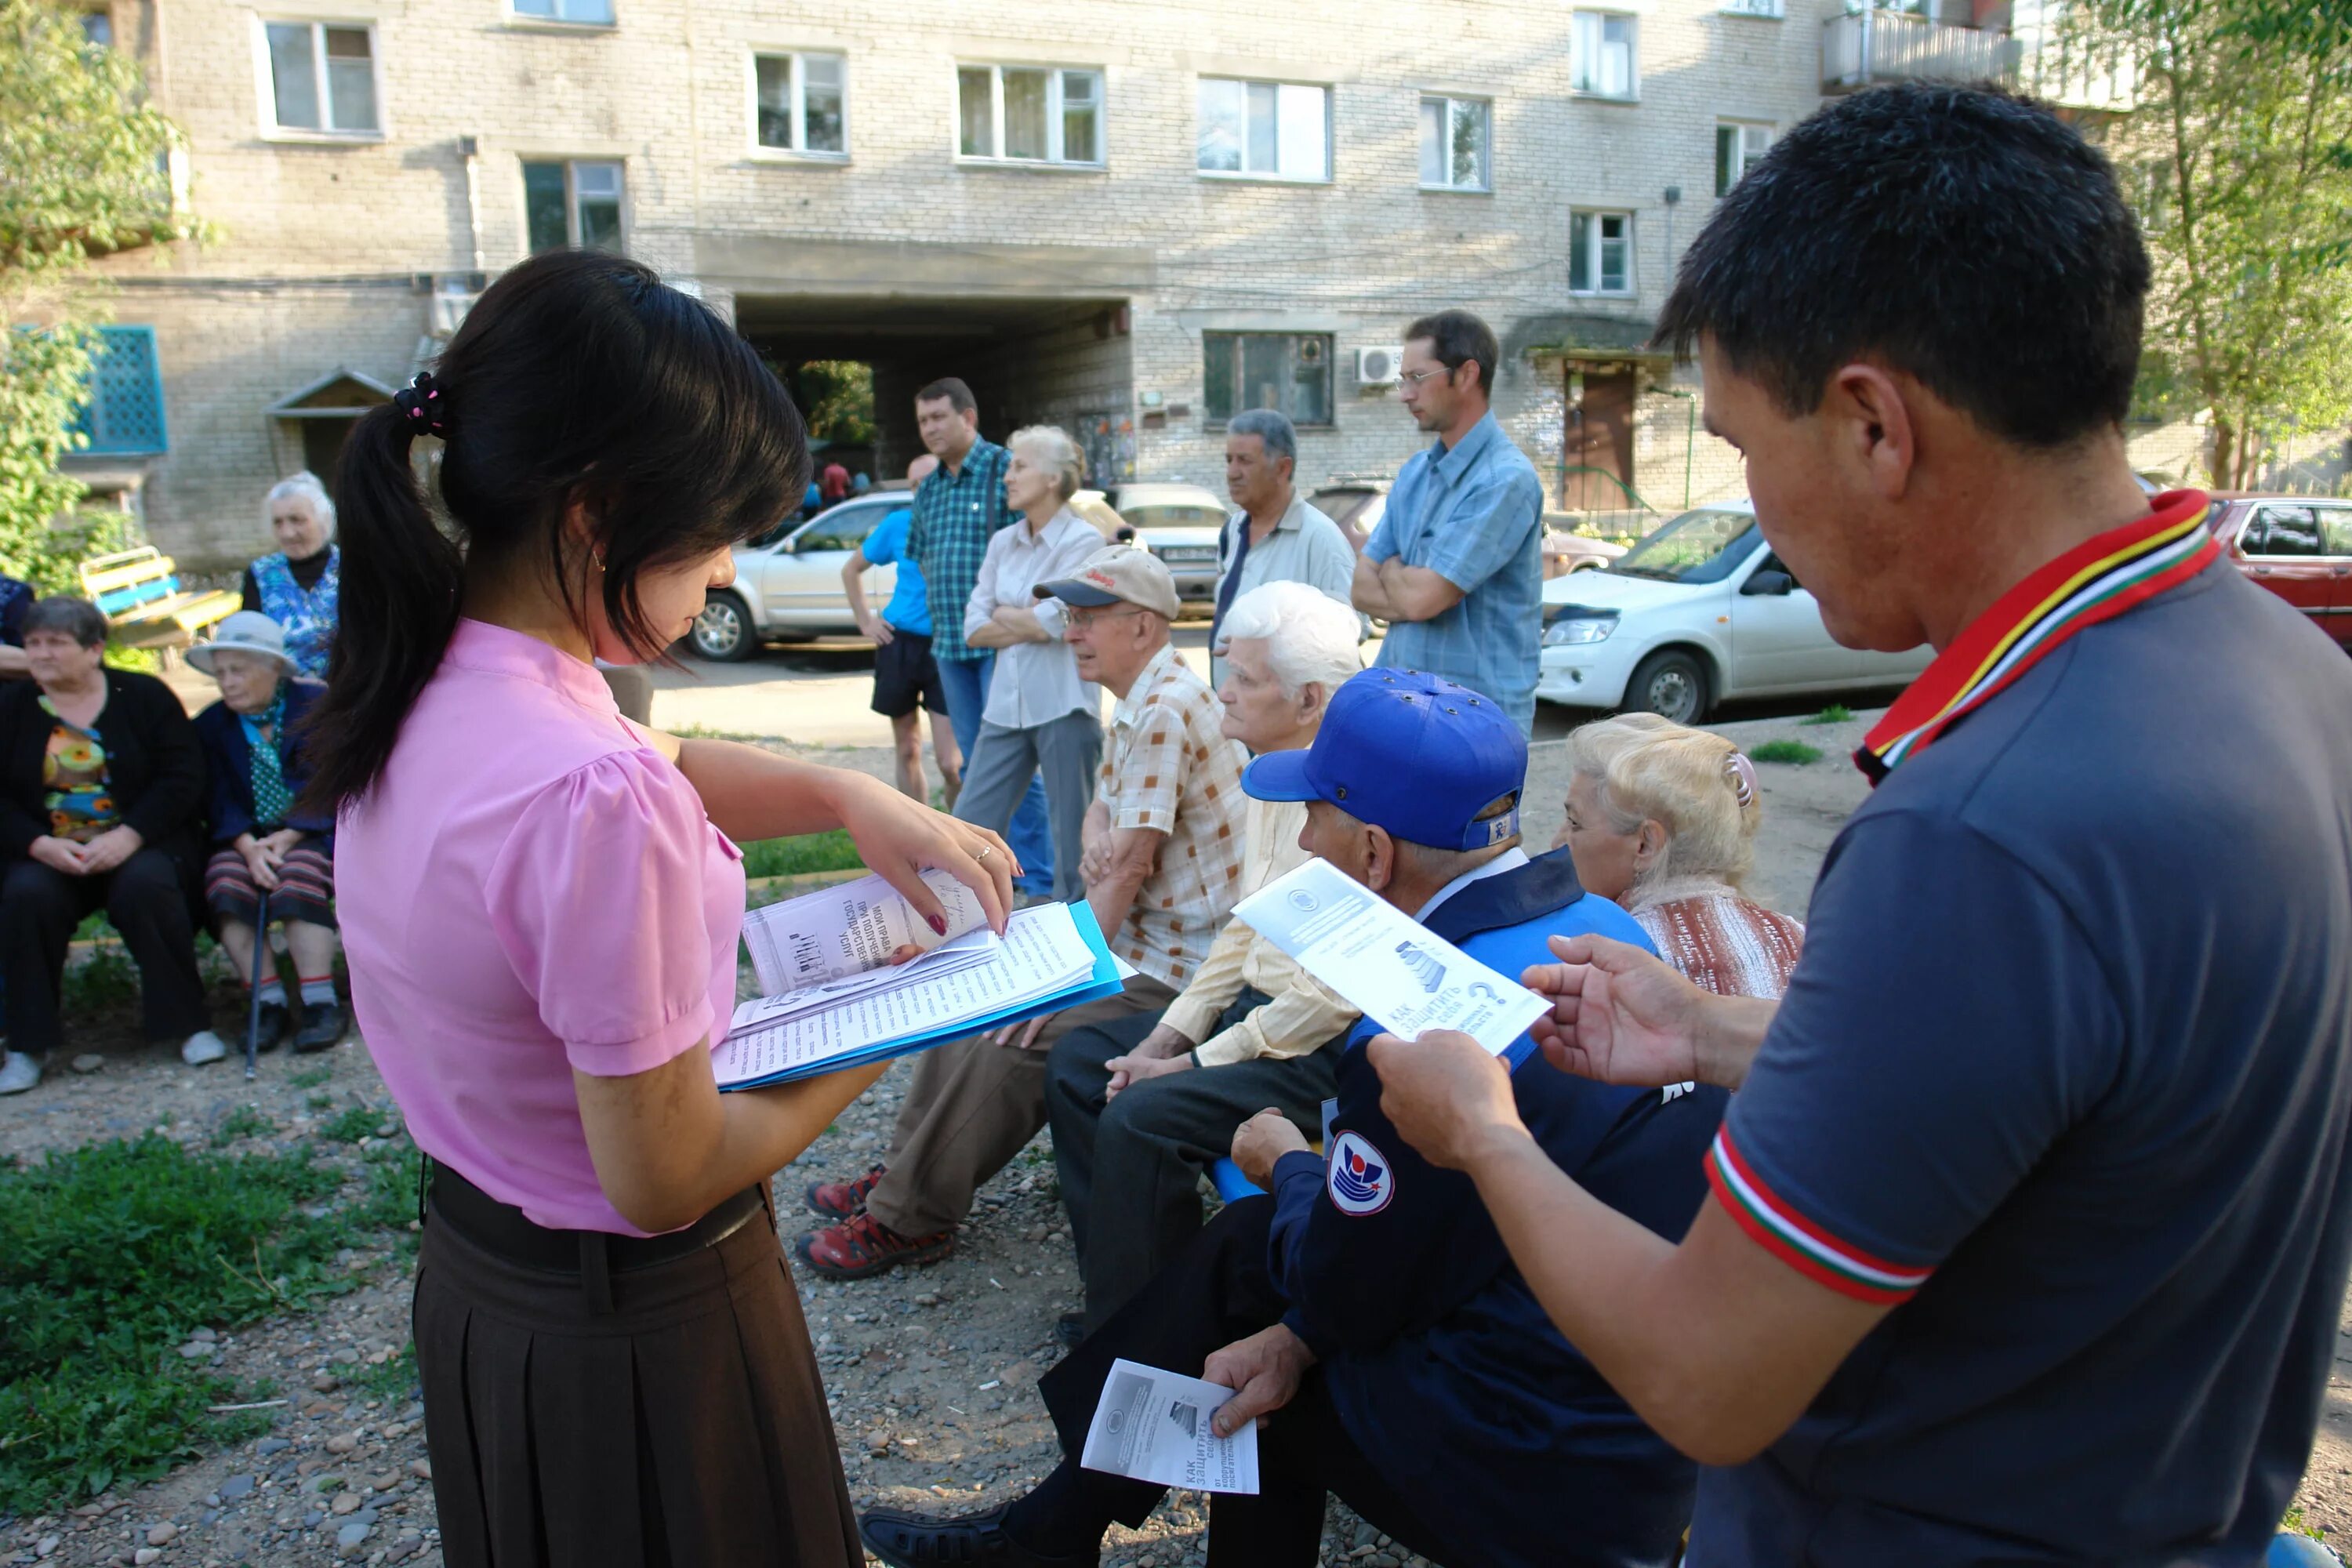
[843,456,963,807]
[1367,85,2352,1566]
[861,670,1726,1568]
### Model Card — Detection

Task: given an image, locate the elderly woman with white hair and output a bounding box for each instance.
[240,470,341,679]
[952,425,1105,902]
[1043,579,1366,1338]
[1555,712,1805,1000]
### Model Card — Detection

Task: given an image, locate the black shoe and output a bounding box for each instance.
[252,1000,290,1054]
[858,1502,1097,1568]
[292,1000,347,1053]
[1053,1312,1085,1351]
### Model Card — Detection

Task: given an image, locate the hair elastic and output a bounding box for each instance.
[1726,751,1759,808]
[393,372,451,439]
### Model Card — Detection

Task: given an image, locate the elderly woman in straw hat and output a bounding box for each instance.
[189,612,346,1051]
[1555,712,1806,1000]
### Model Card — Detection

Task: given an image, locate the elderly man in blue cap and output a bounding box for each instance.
[861,669,1728,1568]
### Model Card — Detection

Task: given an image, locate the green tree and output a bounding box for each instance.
[1,0,198,590]
[793,359,875,448]
[2085,0,2352,488]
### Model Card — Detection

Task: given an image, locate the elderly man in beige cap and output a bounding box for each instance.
[797,546,1248,1281]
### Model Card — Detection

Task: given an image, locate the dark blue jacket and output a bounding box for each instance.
[0,575,30,647]
[1266,849,1729,1568]
[192,679,334,846]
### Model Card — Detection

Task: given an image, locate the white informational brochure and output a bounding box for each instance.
[1080,1359,1260,1495]
[1232,857,1548,1056]
[740,868,990,994]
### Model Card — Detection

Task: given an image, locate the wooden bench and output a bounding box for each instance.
[76,546,241,650]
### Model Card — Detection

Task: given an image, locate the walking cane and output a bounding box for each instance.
[243,889,271,1080]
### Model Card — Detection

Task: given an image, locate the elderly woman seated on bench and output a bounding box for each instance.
[189,613,346,1054]
[0,597,220,1095]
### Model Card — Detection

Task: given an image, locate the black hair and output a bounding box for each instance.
[1655,83,2148,448]
[303,249,808,809]
[1403,309,1499,397]
[916,376,978,415]
[23,597,107,649]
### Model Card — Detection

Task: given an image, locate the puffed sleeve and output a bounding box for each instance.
[485,750,721,1078]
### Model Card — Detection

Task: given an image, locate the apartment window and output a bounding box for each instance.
[67,326,169,457]
[263,20,379,135]
[1197,78,1330,182]
[1715,122,1770,195]
[1203,332,1332,426]
[510,0,612,26]
[956,64,1102,165]
[524,160,624,253]
[1570,211,1633,296]
[1721,0,1784,16]
[1570,12,1638,98]
[1420,96,1490,191]
[756,53,846,157]
[79,8,112,45]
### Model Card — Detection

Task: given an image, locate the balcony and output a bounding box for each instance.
[1821,9,2019,91]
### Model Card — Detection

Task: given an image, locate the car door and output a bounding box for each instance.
[1725,544,1851,693]
[2237,502,2336,633]
[762,499,895,631]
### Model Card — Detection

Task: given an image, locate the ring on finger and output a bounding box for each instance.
[975,844,993,862]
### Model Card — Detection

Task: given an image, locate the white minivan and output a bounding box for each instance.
[1536,503,1933,721]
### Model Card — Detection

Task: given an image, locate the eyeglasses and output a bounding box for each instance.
[1065,605,1145,632]
[1399,366,1453,387]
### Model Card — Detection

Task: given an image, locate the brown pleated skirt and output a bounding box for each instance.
[412,1192,859,1568]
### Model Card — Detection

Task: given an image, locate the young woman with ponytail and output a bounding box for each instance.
[312,250,1016,1567]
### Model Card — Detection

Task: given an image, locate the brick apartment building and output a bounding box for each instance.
[69,0,2107,572]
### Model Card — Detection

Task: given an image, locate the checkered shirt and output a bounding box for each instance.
[1098,643,1248,988]
[905,437,1017,663]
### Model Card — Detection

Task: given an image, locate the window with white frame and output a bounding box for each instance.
[1570,211,1633,296]
[956,64,1102,165]
[510,0,612,25]
[1203,332,1333,426]
[1197,78,1330,182]
[1570,12,1638,97]
[263,20,379,135]
[524,160,624,253]
[1715,122,1770,195]
[1721,0,1784,16]
[756,53,846,157]
[1420,96,1490,191]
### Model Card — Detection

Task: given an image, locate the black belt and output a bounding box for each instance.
[423,1157,768,1314]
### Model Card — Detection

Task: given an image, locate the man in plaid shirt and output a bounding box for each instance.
[905,377,1053,893]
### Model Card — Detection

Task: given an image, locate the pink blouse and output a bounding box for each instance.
[336,619,745,1234]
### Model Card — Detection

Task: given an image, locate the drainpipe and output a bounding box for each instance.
[460,135,485,274]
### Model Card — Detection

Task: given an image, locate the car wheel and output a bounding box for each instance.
[691,590,758,662]
[1624,648,1710,724]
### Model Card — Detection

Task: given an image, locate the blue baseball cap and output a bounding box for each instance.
[1242,669,1526,851]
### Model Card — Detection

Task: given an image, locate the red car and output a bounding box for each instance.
[2211,493,2352,649]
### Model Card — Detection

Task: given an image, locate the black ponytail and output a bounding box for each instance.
[301,250,809,811]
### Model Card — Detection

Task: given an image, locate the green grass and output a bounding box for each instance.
[2280,1507,2328,1544]
[740,830,866,880]
[1801,704,1853,726]
[209,1107,275,1149]
[352,1341,419,1402]
[316,1105,397,1145]
[0,1133,398,1509]
[288,1065,332,1090]
[1748,739,1824,765]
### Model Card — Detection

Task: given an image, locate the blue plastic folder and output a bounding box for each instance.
[717,900,1127,1091]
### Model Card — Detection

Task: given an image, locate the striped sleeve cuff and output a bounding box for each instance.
[1704,1127,1933,1306]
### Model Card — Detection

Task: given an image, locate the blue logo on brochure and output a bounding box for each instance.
[1327,1131,1394,1216]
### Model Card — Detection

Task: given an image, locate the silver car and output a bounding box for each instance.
[690,492,907,662]
[1105,481,1229,614]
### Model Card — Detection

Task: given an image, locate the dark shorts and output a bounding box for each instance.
[870,628,947,719]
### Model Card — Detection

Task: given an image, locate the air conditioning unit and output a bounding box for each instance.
[1355,345,1404,387]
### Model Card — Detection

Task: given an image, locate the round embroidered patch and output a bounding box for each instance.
[1326,1131,1395,1216]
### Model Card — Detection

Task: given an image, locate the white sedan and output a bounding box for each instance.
[1535,503,1933,722]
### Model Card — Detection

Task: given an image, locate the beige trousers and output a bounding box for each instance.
[865,973,1180,1237]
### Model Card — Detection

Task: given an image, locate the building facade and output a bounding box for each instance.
[80,0,2005,572]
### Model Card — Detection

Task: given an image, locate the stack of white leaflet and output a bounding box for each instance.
[713,869,1125,1091]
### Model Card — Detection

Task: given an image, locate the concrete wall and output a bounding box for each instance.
[89,0,1834,568]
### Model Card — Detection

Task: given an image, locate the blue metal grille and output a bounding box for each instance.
[70,325,169,456]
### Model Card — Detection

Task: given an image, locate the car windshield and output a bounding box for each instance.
[1608,509,1759,583]
[1124,504,1227,532]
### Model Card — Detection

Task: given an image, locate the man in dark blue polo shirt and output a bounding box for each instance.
[861,670,1725,1568]
[1367,85,2352,1565]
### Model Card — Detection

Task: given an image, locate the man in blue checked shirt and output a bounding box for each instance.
[906,376,1054,894]
[1352,309,1547,733]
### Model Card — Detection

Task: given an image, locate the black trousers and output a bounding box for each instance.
[1028,1196,1455,1568]
[2,850,208,1057]
[1045,993,1341,1330]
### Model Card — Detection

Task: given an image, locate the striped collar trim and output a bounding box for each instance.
[1857,492,2218,784]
